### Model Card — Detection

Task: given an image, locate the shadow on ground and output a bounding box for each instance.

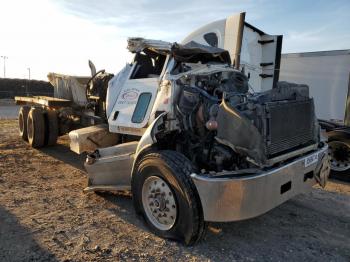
[0,206,58,262]
[96,189,350,261]
[39,136,86,172]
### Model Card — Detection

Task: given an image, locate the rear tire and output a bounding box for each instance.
[27,108,46,148]
[328,140,350,182]
[132,150,206,245]
[18,106,30,141]
[45,110,58,146]
[326,130,350,182]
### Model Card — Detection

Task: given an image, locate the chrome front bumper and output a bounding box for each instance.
[191,144,330,222]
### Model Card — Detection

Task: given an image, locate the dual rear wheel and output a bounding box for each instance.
[18,106,58,148]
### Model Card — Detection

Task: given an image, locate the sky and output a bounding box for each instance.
[0,0,349,80]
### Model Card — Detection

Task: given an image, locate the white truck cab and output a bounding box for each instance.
[182,12,283,92]
[68,13,330,245]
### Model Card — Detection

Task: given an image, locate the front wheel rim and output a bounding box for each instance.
[141,176,177,231]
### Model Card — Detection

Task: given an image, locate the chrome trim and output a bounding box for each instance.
[266,143,318,166]
[191,145,329,222]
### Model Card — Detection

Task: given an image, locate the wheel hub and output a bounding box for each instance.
[142,176,177,230]
[153,194,166,210]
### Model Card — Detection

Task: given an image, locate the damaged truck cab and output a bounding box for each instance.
[79,13,330,245]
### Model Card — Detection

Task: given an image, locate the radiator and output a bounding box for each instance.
[265,99,316,157]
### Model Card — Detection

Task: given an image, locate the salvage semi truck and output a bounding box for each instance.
[15,13,330,244]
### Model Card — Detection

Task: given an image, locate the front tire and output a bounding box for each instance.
[132,150,206,245]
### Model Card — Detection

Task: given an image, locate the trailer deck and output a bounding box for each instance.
[15,96,72,108]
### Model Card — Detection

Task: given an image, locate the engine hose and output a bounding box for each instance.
[224,92,247,99]
[188,85,221,102]
[188,101,201,132]
[176,104,189,130]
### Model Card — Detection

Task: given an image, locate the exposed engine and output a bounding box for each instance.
[174,64,319,172]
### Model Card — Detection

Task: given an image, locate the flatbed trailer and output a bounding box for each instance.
[14,94,83,148]
[15,93,119,153]
[15,96,72,108]
[14,63,118,152]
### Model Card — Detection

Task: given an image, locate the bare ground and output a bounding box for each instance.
[0,119,349,262]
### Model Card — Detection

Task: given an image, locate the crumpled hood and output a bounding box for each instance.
[127,37,231,64]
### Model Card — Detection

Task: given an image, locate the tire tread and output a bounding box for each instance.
[45,110,58,146]
[133,150,206,245]
[27,108,45,148]
[18,106,30,141]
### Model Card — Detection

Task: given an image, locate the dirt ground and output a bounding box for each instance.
[0,119,349,262]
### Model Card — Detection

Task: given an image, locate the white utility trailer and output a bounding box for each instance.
[280,50,350,179]
[280,50,350,123]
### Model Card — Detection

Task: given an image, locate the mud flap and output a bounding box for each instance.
[314,154,331,188]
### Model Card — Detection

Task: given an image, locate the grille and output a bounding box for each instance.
[266,99,315,157]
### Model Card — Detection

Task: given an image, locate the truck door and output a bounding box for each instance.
[182,12,283,92]
[108,53,163,136]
